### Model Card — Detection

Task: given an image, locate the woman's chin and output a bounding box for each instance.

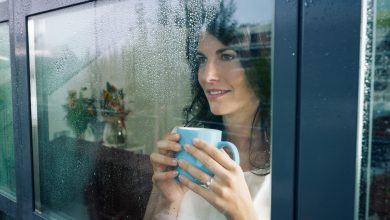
[210,107,227,116]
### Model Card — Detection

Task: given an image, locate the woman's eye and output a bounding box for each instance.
[197,56,207,64]
[221,53,236,61]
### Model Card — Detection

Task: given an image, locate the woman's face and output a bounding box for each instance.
[197,32,259,117]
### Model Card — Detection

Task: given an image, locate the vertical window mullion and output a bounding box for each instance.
[271,1,300,220]
[12,0,35,218]
[297,1,361,219]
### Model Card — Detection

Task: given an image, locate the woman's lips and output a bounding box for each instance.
[206,89,230,100]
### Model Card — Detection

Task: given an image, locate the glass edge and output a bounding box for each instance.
[355,0,367,217]
[269,0,276,218]
[0,189,16,202]
[27,18,42,212]
[355,0,377,219]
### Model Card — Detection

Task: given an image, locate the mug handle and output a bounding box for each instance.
[217,141,240,165]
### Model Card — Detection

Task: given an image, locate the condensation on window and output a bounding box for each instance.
[28,0,273,219]
[357,0,390,219]
[0,22,16,200]
[29,1,192,218]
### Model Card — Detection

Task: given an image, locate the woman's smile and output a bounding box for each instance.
[205,89,231,100]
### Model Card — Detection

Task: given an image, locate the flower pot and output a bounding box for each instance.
[102,114,127,148]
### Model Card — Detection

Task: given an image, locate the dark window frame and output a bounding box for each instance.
[0,0,362,219]
[296,1,361,219]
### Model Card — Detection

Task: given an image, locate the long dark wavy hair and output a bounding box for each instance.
[183,0,271,175]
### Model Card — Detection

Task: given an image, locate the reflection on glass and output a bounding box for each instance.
[28,0,273,219]
[358,0,390,219]
[0,22,16,200]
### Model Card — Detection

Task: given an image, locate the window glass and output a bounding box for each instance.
[28,1,273,219]
[358,0,390,219]
[0,22,16,200]
[0,212,13,220]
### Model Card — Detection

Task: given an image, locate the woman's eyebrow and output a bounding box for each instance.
[196,48,235,56]
[196,51,205,56]
[216,47,235,54]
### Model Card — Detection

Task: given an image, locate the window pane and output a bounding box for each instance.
[0,22,16,200]
[358,0,390,219]
[0,212,13,220]
[29,1,273,219]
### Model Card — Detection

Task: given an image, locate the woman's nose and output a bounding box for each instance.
[203,60,219,82]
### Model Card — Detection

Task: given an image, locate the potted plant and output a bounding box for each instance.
[63,87,97,139]
[100,82,130,147]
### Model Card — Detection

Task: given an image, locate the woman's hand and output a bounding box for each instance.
[177,138,258,220]
[150,133,187,213]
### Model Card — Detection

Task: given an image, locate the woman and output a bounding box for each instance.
[144,2,271,219]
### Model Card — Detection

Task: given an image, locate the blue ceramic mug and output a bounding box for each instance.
[176,127,240,185]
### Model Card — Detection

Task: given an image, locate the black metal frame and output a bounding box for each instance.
[9,1,92,219]
[295,1,361,219]
[0,0,362,219]
[271,1,299,219]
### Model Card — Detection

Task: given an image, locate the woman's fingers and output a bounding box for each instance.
[192,138,238,171]
[178,159,211,185]
[177,160,226,197]
[179,175,220,205]
[150,152,178,167]
[166,133,180,142]
[152,170,179,183]
[156,139,182,152]
[151,133,181,173]
[182,144,230,180]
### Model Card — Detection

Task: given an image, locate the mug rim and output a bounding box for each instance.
[177,127,220,133]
